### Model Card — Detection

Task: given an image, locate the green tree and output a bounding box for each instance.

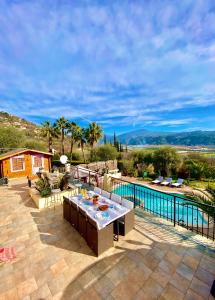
[91,144,118,161]
[24,139,47,152]
[54,117,69,155]
[41,121,59,153]
[103,134,107,144]
[67,122,81,160]
[0,127,25,152]
[113,131,120,151]
[153,147,180,176]
[85,122,103,149]
[77,128,87,163]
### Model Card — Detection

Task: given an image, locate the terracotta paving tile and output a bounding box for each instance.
[61,280,83,299]
[79,287,101,300]
[50,258,68,276]
[190,277,211,298]
[151,267,171,288]
[184,289,205,300]
[199,256,215,276]
[47,273,66,296]
[30,283,52,300]
[169,271,191,293]
[94,275,115,298]
[1,288,18,300]
[195,266,214,286]
[136,277,163,300]
[17,278,38,298]
[176,263,194,281]
[182,254,199,271]
[0,179,215,300]
[142,253,160,271]
[106,264,127,286]
[111,276,141,300]
[158,259,177,275]
[77,270,98,289]
[164,250,182,266]
[160,283,184,300]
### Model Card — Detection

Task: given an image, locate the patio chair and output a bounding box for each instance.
[114,200,134,236]
[111,193,122,204]
[70,201,79,229]
[122,198,134,210]
[63,196,71,222]
[101,190,111,199]
[94,187,102,195]
[161,178,172,186]
[151,176,163,184]
[86,216,113,256]
[171,178,183,187]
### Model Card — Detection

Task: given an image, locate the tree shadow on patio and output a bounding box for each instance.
[60,227,214,300]
[30,208,95,256]
[9,182,37,208]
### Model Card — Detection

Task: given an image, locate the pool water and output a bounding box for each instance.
[113,184,207,226]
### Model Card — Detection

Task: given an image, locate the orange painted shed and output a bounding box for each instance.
[0,149,53,179]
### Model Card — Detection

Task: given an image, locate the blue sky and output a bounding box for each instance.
[0,0,215,134]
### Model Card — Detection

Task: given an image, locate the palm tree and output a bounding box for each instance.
[41,121,59,153]
[85,122,103,149]
[67,122,81,160]
[184,188,215,223]
[54,117,69,155]
[77,128,87,163]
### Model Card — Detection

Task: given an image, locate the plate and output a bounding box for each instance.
[95,211,110,220]
[83,200,93,206]
[98,205,109,211]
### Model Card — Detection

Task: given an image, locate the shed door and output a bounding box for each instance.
[32,155,44,174]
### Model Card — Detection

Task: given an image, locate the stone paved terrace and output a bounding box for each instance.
[0,179,215,300]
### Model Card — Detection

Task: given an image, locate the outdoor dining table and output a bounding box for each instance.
[63,191,134,256]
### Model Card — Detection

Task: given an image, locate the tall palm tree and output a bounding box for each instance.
[54,117,69,155]
[77,128,87,163]
[67,122,81,160]
[41,121,59,153]
[85,122,103,149]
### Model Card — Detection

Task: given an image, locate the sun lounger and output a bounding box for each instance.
[161,178,172,186]
[152,176,163,184]
[172,178,183,187]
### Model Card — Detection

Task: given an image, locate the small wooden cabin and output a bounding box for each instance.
[0,149,53,179]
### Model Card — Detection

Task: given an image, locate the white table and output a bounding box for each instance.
[69,192,131,230]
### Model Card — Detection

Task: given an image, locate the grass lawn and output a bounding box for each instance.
[187,180,215,189]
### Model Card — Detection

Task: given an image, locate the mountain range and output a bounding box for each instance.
[1,111,215,146]
[116,129,215,146]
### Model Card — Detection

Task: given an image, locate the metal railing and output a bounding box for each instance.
[70,166,215,241]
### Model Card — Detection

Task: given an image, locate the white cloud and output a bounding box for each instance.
[0,0,214,130]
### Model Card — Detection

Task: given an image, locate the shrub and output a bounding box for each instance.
[24,139,47,151]
[90,145,118,162]
[35,174,51,197]
[153,147,180,176]
[120,160,135,176]
[0,127,25,150]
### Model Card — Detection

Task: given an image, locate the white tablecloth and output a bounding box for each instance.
[69,192,131,230]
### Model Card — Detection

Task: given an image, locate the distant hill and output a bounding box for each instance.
[0,111,40,137]
[117,129,215,146]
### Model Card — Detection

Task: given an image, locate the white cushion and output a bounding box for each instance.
[122,198,134,209]
[111,193,122,204]
[101,190,111,199]
[94,187,102,194]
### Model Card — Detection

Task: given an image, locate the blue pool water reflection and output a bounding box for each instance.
[113,183,207,225]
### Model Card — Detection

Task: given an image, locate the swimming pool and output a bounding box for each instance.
[113,183,207,226]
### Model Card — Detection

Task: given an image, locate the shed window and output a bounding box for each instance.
[33,156,42,167]
[11,157,24,171]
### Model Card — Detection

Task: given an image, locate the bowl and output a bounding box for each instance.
[98,205,109,211]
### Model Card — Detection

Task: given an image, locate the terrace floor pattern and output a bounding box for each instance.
[0,179,215,300]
